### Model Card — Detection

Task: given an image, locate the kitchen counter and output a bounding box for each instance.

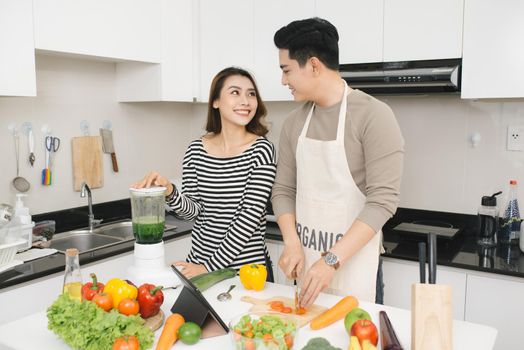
[0,276,497,349]
[380,208,524,279]
[1,204,523,291]
[0,214,193,290]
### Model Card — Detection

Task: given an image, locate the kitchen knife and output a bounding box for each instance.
[100,128,118,172]
[292,268,299,313]
[294,278,299,313]
[428,233,437,284]
[418,242,426,284]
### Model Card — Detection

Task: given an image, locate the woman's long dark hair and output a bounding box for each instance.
[206,67,268,136]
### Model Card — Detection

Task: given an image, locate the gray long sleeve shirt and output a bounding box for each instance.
[271,89,404,232]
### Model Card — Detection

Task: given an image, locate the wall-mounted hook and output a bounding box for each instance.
[7,123,18,135]
[41,124,52,136]
[21,122,33,135]
[102,120,112,130]
[80,120,90,136]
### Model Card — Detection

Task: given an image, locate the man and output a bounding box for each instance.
[271,17,404,307]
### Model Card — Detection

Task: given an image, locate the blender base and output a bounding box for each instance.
[126,241,180,287]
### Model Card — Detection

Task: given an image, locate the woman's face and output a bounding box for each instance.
[213,75,258,129]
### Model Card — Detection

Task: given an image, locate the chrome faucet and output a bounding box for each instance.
[80,182,102,231]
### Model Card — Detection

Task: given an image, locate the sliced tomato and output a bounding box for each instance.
[281,306,292,313]
[268,301,284,309]
[295,307,307,315]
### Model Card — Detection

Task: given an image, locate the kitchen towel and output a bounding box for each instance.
[16,248,58,262]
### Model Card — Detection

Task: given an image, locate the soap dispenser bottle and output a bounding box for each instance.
[477,191,502,247]
[13,193,32,251]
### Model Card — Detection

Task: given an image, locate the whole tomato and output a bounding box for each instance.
[118,298,140,316]
[113,335,140,350]
[351,319,378,346]
[92,292,113,312]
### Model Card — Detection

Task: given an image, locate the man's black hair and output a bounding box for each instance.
[274,17,339,70]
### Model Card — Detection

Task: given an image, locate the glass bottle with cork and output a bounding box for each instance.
[63,248,82,301]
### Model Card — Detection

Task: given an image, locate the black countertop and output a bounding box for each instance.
[1,203,523,291]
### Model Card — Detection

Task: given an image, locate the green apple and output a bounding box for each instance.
[344,307,372,335]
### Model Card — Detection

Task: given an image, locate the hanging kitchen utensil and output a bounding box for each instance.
[28,127,35,167]
[71,135,103,191]
[42,135,60,186]
[12,130,30,192]
[21,122,35,166]
[100,127,118,172]
[411,233,452,350]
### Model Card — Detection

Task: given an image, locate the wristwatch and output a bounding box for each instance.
[321,251,340,270]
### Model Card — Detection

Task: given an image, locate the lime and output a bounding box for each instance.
[178,322,202,345]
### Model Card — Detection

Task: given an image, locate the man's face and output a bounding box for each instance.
[278,49,314,101]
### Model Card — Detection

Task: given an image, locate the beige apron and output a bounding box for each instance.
[295,82,381,302]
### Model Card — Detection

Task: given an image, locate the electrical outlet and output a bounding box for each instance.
[507,125,524,151]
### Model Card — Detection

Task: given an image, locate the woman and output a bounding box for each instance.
[133,67,277,279]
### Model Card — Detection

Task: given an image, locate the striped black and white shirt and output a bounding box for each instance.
[166,137,277,271]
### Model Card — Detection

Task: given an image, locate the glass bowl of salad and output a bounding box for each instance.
[229,311,298,350]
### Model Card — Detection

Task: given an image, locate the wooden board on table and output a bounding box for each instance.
[71,136,104,191]
[143,309,164,332]
[240,296,328,328]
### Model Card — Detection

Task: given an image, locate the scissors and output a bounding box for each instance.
[45,136,60,152]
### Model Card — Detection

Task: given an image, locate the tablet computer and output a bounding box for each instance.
[170,264,229,337]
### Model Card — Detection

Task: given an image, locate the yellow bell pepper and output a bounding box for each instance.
[239,264,267,291]
[103,278,138,308]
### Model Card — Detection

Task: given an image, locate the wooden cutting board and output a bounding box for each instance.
[71,136,104,191]
[241,296,328,328]
[143,310,165,332]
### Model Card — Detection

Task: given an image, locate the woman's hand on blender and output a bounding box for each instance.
[173,261,208,278]
[131,172,173,195]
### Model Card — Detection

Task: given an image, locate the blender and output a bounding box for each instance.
[126,187,180,286]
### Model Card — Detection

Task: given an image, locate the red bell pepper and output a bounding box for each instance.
[81,273,104,301]
[137,283,164,318]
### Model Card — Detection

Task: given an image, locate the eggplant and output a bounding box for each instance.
[379,310,403,350]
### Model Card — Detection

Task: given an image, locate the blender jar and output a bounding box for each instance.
[129,187,166,244]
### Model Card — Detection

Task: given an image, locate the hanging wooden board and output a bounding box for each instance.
[71,136,104,191]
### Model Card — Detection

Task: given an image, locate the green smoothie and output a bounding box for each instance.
[132,218,165,244]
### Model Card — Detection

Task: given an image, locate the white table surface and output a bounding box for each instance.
[0,277,497,349]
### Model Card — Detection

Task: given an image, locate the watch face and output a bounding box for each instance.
[324,252,338,265]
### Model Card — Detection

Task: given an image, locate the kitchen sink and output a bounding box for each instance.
[48,220,177,254]
[49,232,124,254]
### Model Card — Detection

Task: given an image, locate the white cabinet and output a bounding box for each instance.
[465,273,524,350]
[116,0,195,102]
[253,0,315,101]
[198,0,254,102]
[316,0,383,64]
[461,0,524,99]
[383,0,464,62]
[0,0,36,96]
[33,0,162,63]
[382,257,467,320]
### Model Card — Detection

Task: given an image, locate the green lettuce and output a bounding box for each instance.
[47,293,154,350]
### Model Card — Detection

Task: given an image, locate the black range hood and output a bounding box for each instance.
[340,58,461,94]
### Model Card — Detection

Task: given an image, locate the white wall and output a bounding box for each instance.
[1,54,523,216]
[0,55,193,214]
[199,94,524,216]
[384,95,524,214]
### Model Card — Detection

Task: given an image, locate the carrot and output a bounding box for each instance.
[155,313,185,350]
[309,295,358,330]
